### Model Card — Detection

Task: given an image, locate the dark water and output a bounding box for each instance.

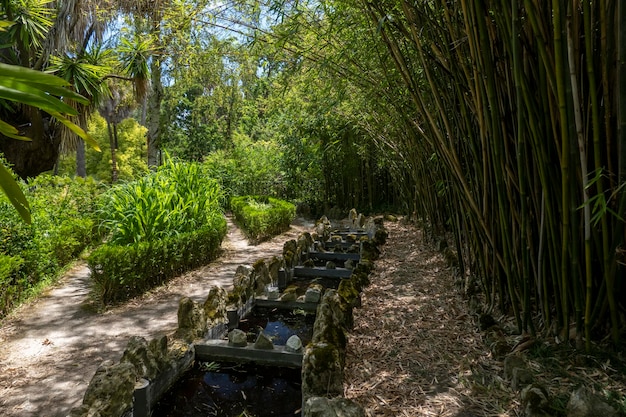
[236,307,315,345]
[152,362,302,417]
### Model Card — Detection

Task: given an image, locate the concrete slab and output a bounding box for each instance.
[195,340,303,368]
[322,240,361,250]
[293,266,353,278]
[308,251,361,261]
[255,297,318,312]
[330,230,369,237]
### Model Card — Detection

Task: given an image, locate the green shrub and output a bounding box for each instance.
[0,254,24,317]
[51,218,95,266]
[89,224,226,304]
[0,173,102,319]
[90,156,227,304]
[98,155,224,245]
[202,132,285,209]
[230,195,296,242]
[57,114,149,182]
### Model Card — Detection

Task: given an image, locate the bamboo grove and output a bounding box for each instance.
[347,1,626,348]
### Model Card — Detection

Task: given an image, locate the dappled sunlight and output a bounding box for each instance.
[345,219,516,417]
[0,216,312,417]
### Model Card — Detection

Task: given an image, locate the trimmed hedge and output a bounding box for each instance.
[88,220,227,305]
[88,157,228,305]
[230,195,296,242]
[0,254,24,317]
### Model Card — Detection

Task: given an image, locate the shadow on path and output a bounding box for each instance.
[0,215,313,417]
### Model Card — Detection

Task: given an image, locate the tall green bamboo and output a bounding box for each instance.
[551,0,572,340]
[327,0,626,345]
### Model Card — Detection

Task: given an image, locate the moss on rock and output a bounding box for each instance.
[203,286,228,322]
[301,342,344,401]
[175,297,206,342]
[69,360,136,417]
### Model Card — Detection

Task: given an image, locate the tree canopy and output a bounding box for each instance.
[2,0,625,347]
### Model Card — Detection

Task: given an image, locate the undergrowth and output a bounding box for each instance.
[0,174,102,319]
[88,156,227,305]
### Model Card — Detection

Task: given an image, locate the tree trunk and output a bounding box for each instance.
[76,140,86,178]
[107,120,119,183]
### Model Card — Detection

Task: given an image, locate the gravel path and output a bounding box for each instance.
[0,216,313,417]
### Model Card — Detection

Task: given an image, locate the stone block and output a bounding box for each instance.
[254,332,274,350]
[228,329,247,347]
[175,297,206,342]
[121,336,161,381]
[512,367,534,391]
[203,286,228,322]
[302,342,344,401]
[303,397,366,417]
[504,354,527,380]
[305,284,323,303]
[567,387,618,417]
[286,335,303,353]
[71,360,136,417]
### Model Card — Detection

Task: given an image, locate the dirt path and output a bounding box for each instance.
[0,216,313,417]
[344,219,626,417]
[344,219,497,416]
[4,216,623,417]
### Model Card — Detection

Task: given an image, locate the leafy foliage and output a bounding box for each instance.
[88,155,227,304]
[230,195,295,243]
[0,61,99,222]
[0,173,102,318]
[203,131,285,207]
[57,113,148,182]
[96,155,224,245]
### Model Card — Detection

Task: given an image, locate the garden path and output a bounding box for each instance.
[3,216,622,417]
[0,215,313,417]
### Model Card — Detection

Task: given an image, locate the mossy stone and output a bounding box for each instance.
[203,286,228,321]
[338,279,361,308]
[76,360,136,417]
[175,297,206,342]
[302,342,343,400]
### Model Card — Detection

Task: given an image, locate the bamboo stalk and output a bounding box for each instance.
[552,0,572,340]
[566,7,589,348]
[511,0,533,333]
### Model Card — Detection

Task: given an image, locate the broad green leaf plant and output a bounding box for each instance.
[0,62,98,223]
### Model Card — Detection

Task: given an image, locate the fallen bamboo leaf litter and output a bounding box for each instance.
[344,218,626,417]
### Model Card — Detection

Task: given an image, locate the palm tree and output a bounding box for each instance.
[0,62,96,223]
[49,45,113,177]
[99,81,136,182]
[0,0,113,178]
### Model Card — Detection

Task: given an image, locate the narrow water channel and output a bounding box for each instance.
[152,362,302,417]
[236,306,315,345]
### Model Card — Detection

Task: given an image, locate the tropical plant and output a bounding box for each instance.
[89,154,227,304]
[49,44,113,177]
[97,154,224,245]
[0,62,97,223]
[0,0,114,178]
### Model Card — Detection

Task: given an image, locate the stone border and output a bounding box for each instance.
[69,213,387,417]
